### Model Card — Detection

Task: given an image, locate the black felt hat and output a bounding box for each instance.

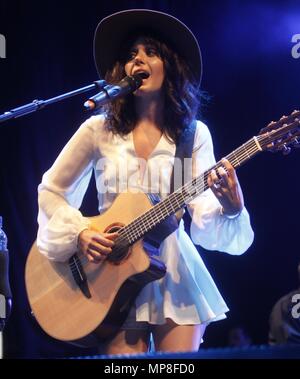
[93,9,202,86]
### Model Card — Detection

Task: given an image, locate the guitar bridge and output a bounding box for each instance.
[69,254,91,299]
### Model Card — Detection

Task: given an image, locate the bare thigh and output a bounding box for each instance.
[99,329,151,355]
[152,319,206,352]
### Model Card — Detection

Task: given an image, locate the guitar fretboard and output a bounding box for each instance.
[117,135,264,244]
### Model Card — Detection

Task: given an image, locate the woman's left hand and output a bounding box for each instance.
[207,158,244,216]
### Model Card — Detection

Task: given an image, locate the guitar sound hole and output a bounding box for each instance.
[105,223,130,264]
[107,226,121,233]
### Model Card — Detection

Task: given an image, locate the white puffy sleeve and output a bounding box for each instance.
[37,115,103,262]
[187,121,254,255]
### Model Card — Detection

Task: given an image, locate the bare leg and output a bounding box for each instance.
[152,318,206,352]
[99,329,151,355]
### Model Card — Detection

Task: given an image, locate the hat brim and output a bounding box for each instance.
[94,9,202,86]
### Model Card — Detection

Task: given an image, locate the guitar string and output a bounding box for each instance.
[107,122,299,248]
[79,128,296,262]
[119,122,299,244]
[78,127,299,263]
[100,125,298,255]
[127,141,257,236]
[114,141,260,245]
[112,138,261,248]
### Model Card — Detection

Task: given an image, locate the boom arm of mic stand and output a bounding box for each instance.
[0,80,107,125]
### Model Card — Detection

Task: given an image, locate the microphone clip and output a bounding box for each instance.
[84,74,144,111]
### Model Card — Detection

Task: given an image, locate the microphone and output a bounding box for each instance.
[84,73,148,110]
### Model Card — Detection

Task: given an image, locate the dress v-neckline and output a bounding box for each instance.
[129,130,165,161]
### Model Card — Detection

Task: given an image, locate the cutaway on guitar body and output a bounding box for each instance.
[25,191,178,345]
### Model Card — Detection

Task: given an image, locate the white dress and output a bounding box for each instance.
[37,115,254,325]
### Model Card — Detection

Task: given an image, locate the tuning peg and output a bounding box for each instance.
[282,144,291,155]
[280,115,288,123]
[293,137,300,148]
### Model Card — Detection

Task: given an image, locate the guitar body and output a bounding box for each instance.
[25,192,177,346]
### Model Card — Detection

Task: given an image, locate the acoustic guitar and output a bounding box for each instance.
[25,111,300,346]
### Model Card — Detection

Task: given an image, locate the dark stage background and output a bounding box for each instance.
[0,0,299,358]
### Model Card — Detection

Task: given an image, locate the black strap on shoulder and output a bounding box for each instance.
[170,120,197,194]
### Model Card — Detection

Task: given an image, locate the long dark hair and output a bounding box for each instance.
[100,33,202,144]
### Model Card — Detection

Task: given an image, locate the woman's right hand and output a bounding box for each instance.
[77,229,119,263]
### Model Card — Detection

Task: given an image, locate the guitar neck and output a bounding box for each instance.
[120,135,263,244]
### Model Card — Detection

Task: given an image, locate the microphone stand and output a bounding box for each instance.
[0,80,107,125]
[0,79,107,358]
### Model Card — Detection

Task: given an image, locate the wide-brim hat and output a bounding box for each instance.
[93,9,202,86]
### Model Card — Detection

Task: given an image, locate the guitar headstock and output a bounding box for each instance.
[258,110,300,154]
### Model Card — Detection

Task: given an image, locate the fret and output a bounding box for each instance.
[232,150,241,167]
[242,142,251,159]
[172,192,183,210]
[162,198,170,216]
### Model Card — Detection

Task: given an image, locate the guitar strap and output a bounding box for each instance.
[170,119,197,193]
[170,120,197,220]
